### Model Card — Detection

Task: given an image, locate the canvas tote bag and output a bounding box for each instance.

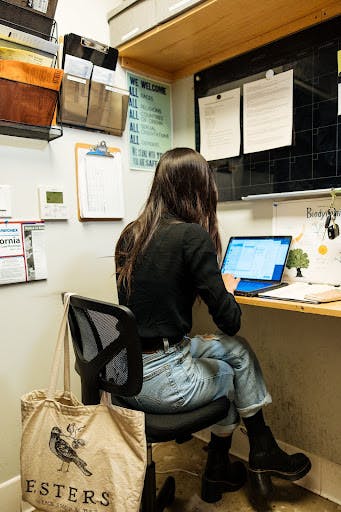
[20,294,147,512]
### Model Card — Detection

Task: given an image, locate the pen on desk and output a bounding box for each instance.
[307,282,340,287]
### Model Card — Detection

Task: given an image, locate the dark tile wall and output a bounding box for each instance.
[195,17,341,201]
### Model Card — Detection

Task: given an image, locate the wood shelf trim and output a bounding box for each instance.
[117,0,341,82]
[173,9,323,79]
[120,56,174,82]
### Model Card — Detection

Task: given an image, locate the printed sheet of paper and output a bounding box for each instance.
[64,55,93,79]
[273,197,341,285]
[23,223,47,281]
[0,221,47,285]
[199,88,240,160]
[258,282,340,303]
[0,46,52,66]
[92,66,116,86]
[337,50,341,116]
[0,23,58,55]
[243,69,293,154]
[77,148,124,219]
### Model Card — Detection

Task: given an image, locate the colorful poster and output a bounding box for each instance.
[127,72,172,171]
[273,197,341,285]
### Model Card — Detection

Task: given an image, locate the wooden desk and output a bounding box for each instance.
[236,295,341,318]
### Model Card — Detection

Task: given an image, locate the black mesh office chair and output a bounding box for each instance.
[67,295,230,512]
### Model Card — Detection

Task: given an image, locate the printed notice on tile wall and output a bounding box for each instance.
[243,69,293,154]
[199,88,241,161]
[337,50,341,116]
[127,72,172,171]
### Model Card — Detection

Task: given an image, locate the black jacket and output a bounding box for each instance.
[117,221,241,347]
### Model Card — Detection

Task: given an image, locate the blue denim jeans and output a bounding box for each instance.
[123,334,272,434]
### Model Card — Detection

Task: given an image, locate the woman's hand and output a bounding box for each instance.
[222,273,240,295]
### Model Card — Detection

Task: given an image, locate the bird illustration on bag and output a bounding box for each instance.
[49,425,92,476]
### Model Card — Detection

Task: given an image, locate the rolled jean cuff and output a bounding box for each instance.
[210,422,240,436]
[237,392,273,418]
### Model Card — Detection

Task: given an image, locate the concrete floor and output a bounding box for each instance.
[154,437,341,512]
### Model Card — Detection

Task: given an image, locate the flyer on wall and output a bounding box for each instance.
[273,197,341,285]
[0,221,47,285]
[127,72,172,171]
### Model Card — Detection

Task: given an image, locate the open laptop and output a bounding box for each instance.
[221,236,292,296]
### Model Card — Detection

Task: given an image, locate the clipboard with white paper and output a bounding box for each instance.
[75,141,124,221]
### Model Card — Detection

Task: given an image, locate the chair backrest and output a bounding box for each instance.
[67,295,143,405]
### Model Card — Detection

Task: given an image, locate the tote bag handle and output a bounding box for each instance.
[47,293,73,399]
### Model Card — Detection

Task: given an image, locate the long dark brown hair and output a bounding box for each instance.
[115,147,221,294]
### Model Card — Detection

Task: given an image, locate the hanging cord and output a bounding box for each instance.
[324,188,340,238]
[152,443,200,478]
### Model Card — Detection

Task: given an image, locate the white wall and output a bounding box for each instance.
[1,2,340,509]
[0,0,154,492]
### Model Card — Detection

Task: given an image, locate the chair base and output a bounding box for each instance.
[248,470,274,498]
[156,476,175,511]
[141,460,175,512]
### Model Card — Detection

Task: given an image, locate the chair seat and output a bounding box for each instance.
[112,396,229,443]
[145,396,229,443]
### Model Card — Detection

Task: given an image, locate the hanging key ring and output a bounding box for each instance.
[329,188,337,209]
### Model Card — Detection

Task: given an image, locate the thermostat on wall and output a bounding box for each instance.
[38,186,69,220]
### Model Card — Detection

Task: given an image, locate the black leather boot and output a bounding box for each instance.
[201,435,247,503]
[248,426,311,496]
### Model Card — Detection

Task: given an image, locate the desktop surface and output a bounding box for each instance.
[236,295,341,318]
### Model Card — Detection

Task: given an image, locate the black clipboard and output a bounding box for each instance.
[62,33,119,71]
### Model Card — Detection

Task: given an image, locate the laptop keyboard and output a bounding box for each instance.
[237,281,275,292]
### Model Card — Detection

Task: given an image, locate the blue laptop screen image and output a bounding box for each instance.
[221,236,292,295]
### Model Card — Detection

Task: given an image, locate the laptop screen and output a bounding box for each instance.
[221,236,292,282]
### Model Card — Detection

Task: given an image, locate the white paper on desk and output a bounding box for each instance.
[258,282,340,303]
[199,88,240,161]
[78,150,124,219]
[243,69,293,154]
[64,54,93,79]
